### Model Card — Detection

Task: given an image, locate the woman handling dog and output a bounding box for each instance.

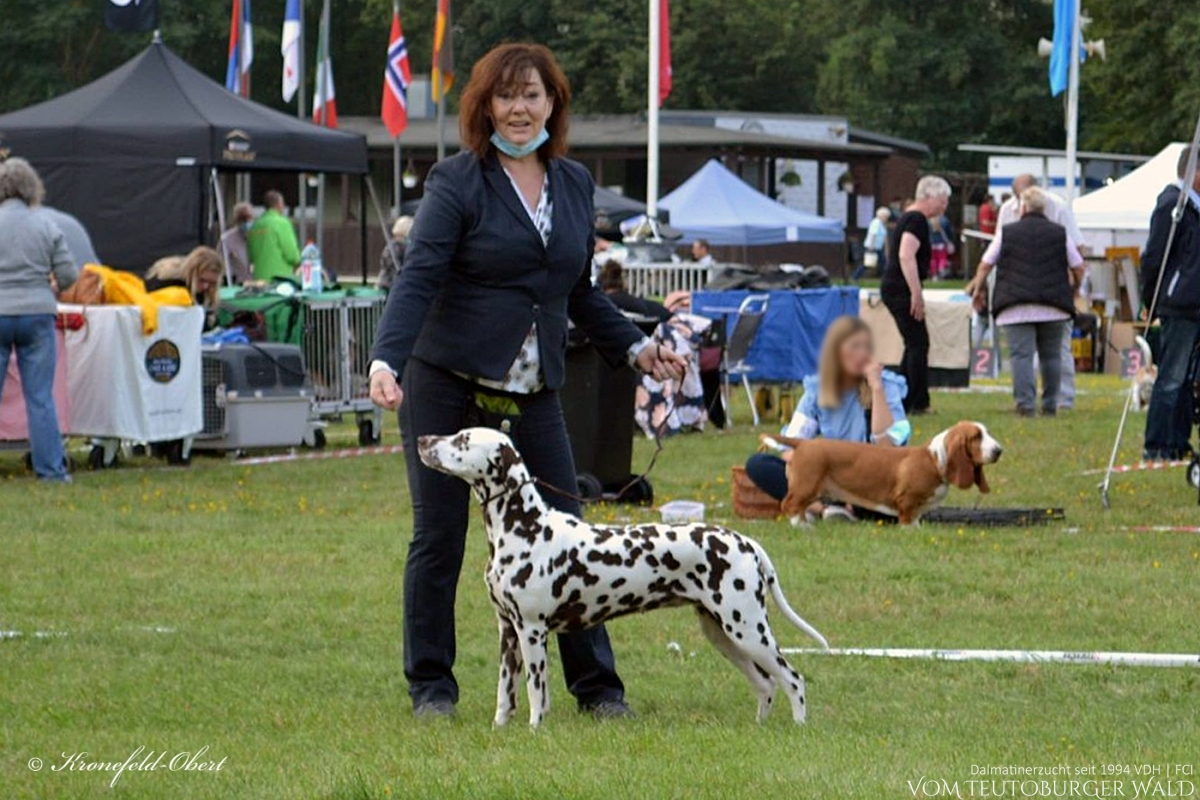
[367,43,686,720]
[744,316,910,521]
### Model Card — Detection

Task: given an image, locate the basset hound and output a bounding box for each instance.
[763,421,1003,526]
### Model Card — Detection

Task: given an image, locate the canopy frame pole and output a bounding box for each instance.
[1100,106,1200,508]
[364,175,402,278]
[210,168,234,286]
[360,174,368,285]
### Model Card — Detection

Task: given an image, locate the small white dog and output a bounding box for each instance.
[417,427,830,727]
[1130,336,1157,412]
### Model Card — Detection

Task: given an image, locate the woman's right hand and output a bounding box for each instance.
[370,370,404,411]
[910,293,925,321]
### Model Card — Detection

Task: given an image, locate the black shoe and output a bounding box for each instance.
[1041,407,1057,417]
[413,699,456,720]
[581,699,636,720]
[1015,407,1036,418]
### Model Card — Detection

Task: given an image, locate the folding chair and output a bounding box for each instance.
[722,294,770,426]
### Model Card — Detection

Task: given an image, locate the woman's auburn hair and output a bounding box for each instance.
[816,315,874,409]
[459,43,572,161]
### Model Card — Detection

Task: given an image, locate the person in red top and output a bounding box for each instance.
[978,194,998,235]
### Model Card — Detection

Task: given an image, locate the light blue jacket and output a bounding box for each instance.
[781,370,910,445]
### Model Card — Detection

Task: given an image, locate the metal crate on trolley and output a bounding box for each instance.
[301,293,386,445]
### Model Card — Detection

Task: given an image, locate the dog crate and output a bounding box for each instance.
[192,344,318,452]
[301,295,385,445]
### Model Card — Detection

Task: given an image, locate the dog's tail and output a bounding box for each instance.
[1135,335,1154,368]
[760,433,807,452]
[750,540,830,650]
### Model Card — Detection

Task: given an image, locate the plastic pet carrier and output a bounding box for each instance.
[192,344,318,451]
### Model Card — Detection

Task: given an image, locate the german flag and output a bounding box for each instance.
[431,0,454,102]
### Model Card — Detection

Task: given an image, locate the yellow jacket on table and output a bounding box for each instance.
[77,265,193,335]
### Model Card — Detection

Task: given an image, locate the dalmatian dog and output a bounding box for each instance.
[417,427,830,728]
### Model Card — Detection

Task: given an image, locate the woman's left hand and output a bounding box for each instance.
[864,360,884,391]
[636,343,688,382]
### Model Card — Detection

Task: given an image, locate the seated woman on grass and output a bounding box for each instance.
[744,315,911,521]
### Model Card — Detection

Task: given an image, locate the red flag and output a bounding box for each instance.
[381,9,412,138]
[658,0,672,106]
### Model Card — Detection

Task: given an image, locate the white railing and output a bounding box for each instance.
[621,262,712,298]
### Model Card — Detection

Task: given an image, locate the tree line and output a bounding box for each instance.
[2,0,1197,168]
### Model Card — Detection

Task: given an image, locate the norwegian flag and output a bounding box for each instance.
[381,6,412,138]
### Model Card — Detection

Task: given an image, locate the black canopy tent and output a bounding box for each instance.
[0,41,368,271]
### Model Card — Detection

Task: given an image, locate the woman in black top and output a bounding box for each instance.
[367,44,685,720]
[597,260,675,321]
[880,175,951,414]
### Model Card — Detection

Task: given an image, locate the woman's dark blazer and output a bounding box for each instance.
[369,150,642,390]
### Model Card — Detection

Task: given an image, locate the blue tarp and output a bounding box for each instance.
[658,160,845,247]
[692,287,860,382]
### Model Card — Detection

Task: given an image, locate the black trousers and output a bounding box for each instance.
[884,298,931,412]
[399,357,625,708]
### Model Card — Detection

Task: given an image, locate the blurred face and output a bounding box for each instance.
[1011,176,1035,197]
[490,69,553,147]
[692,241,708,259]
[838,330,873,379]
[196,267,220,294]
[929,194,949,217]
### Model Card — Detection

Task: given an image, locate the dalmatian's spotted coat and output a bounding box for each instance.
[417,427,830,727]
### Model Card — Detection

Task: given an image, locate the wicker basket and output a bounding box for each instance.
[731,465,782,519]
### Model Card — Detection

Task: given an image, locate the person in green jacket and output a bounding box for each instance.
[247,190,300,281]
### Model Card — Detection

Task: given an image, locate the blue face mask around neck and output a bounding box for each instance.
[491,128,549,159]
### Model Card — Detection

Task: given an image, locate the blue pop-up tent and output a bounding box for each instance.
[658,159,844,246]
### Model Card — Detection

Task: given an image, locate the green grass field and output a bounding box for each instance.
[2,374,1199,799]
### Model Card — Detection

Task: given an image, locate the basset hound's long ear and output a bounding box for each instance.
[967,424,990,493]
[945,427,976,490]
[974,463,990,494]
[780,488,805,518]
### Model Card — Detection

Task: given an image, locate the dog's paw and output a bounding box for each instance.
[789,515,813,529]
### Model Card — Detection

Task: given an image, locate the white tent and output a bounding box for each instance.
[1074,143,1184,249]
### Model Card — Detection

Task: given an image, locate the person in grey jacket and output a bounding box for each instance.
[0,158,77,481]
[38,206,98,270]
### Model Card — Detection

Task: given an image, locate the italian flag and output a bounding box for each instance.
[312,0,337,128]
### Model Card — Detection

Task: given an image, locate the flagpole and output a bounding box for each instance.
[437,95,446,162]
[394,0,403,213]
[297,0,308,243]
[646,0,660,219]
[316,0,331,255]
[1063,0,1081,205]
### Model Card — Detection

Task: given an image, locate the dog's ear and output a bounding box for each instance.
[945,427,976,490]
[967,426,991,493]
[780,489,805,518]
[974,464,990,494]
[777,457,806,517]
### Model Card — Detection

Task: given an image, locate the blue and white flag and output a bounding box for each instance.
[1049,0,1085,97]
[281,0,301,102]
